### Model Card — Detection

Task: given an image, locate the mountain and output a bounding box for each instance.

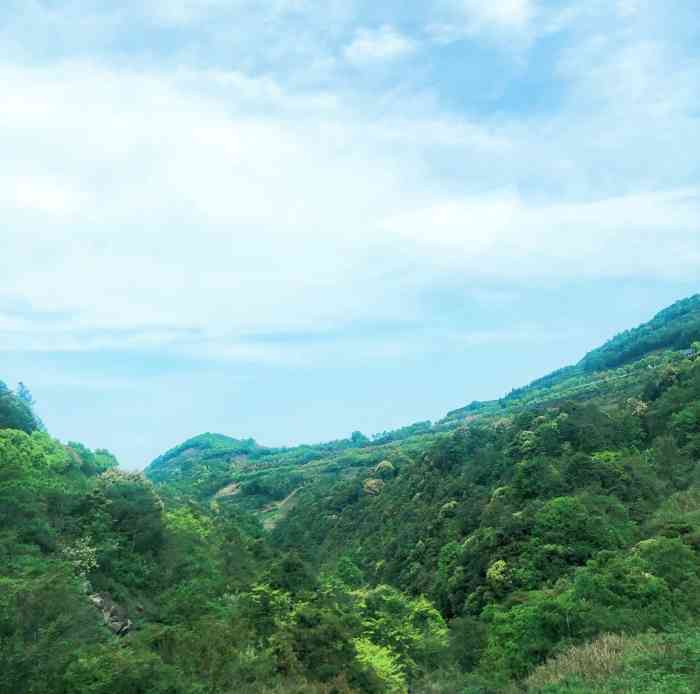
[4,294,700,694]
[146,432,265,498]
[146,294,700,527]
[145,419,441,524]
[445,292,700,420]
[267,296,700,687]
[579,293,700,372]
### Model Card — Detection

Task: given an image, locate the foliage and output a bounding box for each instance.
[271,321,700,689]
[580,294,700,372]
[4,296,700,692]
[525,630,700,693]
[354,638,406,693]
[0,380,41,433]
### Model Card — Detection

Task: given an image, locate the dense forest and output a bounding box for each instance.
[2,295,700,692]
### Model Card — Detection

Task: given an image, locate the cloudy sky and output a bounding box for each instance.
[2,0,699,468]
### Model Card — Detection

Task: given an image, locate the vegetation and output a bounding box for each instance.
[524,630,700,692]
[579,294,700,372]
[0,380,42,433]
[0,424,451,693]
[2,295,700,692]
[145,426,440,523]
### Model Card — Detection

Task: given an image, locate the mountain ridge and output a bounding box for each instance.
[4,292,700,693]
[145,293,700,520]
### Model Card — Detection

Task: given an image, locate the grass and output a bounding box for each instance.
[524,633,661,689]
[523,629,700,693]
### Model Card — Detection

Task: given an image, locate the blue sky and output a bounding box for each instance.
[1,0,699,468]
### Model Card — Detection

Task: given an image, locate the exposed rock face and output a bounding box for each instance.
[89,592,132,636]
[363,478,385,496]
[374,460,396,479]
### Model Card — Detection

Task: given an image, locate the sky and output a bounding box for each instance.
[2,0,699,469]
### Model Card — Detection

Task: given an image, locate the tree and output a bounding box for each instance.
[16,383,34,407]
[0,388,37,433]
[351,431,369,446]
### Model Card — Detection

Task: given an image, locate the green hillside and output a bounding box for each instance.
[268,303,700,690]
[444,293,700,421]
[579,294,700,372]
[146,433,265,499]
[3,296,700,693]
[0,380,43,433]
[145,294,700,530]
[145,420,444,525]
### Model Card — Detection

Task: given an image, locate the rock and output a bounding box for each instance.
[374,460,396,479]
[363,478,385,496]
[89,592,132,636]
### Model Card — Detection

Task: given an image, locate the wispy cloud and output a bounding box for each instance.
[382,189,700,281]
[1,0,698,367]
[452,0,535,29]
[428,0,536,44]
[344,25,418,65]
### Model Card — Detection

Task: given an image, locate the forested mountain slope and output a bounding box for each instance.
[145,420,442,524]
[269,304,700,689]
[444,292,700,421]
[579,293,700,372]
[0,396,451,692]
[3,295,700,693]
[146,294,700,529]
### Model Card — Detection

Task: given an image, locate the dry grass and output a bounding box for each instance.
[524,633,667,690]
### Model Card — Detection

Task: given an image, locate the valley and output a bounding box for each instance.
[3,295,700,693]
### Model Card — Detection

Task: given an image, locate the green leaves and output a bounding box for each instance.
[63,644,186,694]
[4,302,700,693]
[0,383,40,434]
[354,638,407,693]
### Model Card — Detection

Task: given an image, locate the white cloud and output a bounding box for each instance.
[344,25,418,65]
[383,189,700,281]
[2,175,86,216]
[0,62,420,350]
[429,0,535,43]
[1,0,699,364]
[461,0,534,28]
[2,56,698,362]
